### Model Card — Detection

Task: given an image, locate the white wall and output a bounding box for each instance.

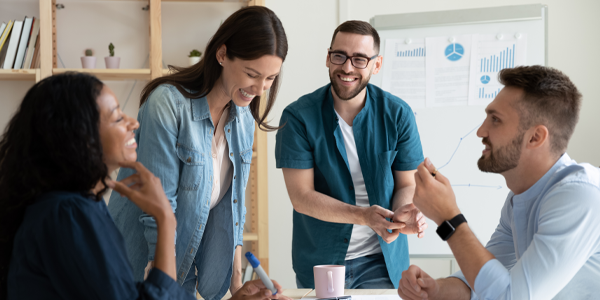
[266,0,600,288]
[2,0,599,290]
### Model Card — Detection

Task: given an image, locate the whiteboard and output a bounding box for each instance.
[369,4,547,254]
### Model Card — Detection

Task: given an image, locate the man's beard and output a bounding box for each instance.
[477,131,524,173]
[329,70,370,101]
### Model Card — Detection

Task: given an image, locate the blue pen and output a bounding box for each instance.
[245,252,277,296]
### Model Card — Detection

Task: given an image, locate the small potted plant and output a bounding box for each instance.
[189,49,202,66]
[105,43,120,69]
[81,49,96,69]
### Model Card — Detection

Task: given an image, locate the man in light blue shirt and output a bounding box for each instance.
[398,65,600,300]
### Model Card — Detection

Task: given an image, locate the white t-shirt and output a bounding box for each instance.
[335,110,382,261]
[210,105,233,210]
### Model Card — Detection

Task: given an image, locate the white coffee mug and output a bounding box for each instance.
[314,265,345,298]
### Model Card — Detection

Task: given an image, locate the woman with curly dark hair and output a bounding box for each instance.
[0,73,284,300]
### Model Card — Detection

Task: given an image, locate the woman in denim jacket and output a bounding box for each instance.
[108,6,288,299]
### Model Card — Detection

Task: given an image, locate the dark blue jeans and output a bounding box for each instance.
[297,252,395,289]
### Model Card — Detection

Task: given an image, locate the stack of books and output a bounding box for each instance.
[0,16,41,70]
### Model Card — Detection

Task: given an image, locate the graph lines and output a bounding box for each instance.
[438,123,481,170]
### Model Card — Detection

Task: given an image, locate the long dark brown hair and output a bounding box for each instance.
[140,6,288,131]
[0,73,109,298]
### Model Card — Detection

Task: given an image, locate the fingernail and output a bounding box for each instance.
[265,291,271,296]
[425,158,432,166]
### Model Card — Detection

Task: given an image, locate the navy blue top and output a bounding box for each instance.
[8,191,194,300]
[275,83,424,288]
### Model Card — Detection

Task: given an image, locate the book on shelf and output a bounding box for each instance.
[14,16,33,69]
[31,34,41,69]
[23,18,39,69]
[0,20,14,67]
[0,23,6,44]
[2,18,23,69]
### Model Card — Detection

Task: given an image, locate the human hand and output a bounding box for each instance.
[413,158,461,226]
[229,279,291,300]
[107,161,173,222]
[363,205,406,243]
[393,203,427,238]
[398,265,440,300]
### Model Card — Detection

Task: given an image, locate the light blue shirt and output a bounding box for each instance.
[108,84,255,300]
[451,153,600,299]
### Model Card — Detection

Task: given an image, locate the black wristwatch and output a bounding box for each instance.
[436,214,467,241]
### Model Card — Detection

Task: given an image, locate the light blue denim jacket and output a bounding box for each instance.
[108,84,254,300]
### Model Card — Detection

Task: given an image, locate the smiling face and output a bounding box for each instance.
[97,85,139,173]
[327,32,382,101]
[476,86,526,173]
[217,46,283,107]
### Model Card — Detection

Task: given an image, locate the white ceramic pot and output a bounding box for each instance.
[105,56,121,69]
[189,56,201,66]
[80,56,96,69]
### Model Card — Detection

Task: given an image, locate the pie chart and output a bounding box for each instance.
[445,43,464,61]
[480,75,491,84]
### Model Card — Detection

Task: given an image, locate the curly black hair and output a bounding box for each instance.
[0,72,109,298]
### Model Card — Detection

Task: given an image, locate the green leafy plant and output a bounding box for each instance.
[85,49,93,56]
[189,49,202,57]
[108,43,115,57]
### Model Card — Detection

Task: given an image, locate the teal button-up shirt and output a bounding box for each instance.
[275,83,424,288]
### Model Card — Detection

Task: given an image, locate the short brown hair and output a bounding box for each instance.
[330,20,380,53]
[499,65,582,154]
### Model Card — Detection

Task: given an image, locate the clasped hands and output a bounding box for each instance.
[364,203,427,244]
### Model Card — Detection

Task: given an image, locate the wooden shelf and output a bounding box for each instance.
[0,69,38,81]
[243,232,258,241]
[52,69,152,81]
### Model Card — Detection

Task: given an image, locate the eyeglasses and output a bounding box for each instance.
[328,50,379,69]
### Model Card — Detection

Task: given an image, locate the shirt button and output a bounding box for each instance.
[230,153,233,156]
[228,129,231,133]
[233,199,238,203]
[187,157,191,163]
[199,225,202,230]
[344,238,348,243]
[209,129,212,134]
[212,153,217,158]
[236,222,239,226]
[234,175,236,179]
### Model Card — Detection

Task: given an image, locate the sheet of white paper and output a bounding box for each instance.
[302,296,402,300]
[468,33,528,106]
[382,38,426,109]
[425,35,473,107]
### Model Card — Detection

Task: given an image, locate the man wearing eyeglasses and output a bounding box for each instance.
[275,20,427,289]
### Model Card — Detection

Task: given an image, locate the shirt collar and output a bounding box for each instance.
[191,96,245,123]
[512,153,573,202]
[325,83,372,126]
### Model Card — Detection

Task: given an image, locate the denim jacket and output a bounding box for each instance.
[108,84,254,300]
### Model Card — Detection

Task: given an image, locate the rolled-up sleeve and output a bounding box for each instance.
[275,107,314,169]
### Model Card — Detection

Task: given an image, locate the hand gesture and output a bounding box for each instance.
[413,158,461,226]
[363,205,406,243]
[107,161,173,221]
[393,203,427,238]
[230,279,291,300]
[398,265,440,300]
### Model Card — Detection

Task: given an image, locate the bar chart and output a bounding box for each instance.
[478,87,502,99]
[397,47,425,57]
[479,44,515,72]
[468,34,527,106]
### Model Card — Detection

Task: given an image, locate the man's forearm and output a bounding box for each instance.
[392,185,415,211]
[433,277,472,300]
[447,223,495,288]
[291,189,367,225]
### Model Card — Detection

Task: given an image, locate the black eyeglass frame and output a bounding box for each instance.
[327,49,379,69]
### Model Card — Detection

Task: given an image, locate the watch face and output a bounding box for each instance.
[436,220,455,241]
